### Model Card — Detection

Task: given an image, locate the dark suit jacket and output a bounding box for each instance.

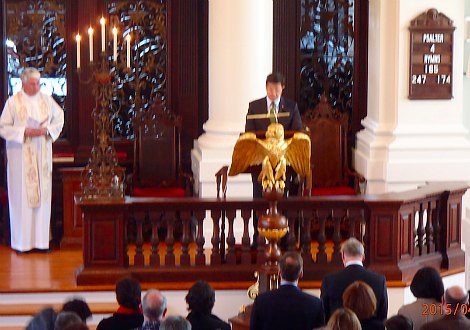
[245,97,303,198]
[250,284,325,330]
[245,97,303,132]
[96,312,144,330]
[361,317,386,330]
[421,314,470,330]
[321,264,388,321]
[186,311,231,330]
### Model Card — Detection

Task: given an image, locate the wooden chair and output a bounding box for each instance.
[129,103,193,198]
[302,95,365,196]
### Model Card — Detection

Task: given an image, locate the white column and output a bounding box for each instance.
[354,0,470,194]
[191,0,273,198]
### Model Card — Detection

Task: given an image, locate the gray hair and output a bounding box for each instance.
[341,238,364,257]
[142,289,167,320]
[54,311,83,330]
[21,67,41,82]
[160,315,191,330]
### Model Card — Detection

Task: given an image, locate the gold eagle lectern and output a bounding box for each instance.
[228,123,311,293]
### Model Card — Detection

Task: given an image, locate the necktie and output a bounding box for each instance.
[269,102,276,124]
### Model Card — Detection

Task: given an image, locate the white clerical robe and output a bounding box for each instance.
[0,90,64,252]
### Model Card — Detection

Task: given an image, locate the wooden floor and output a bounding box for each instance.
[0,244,116,293]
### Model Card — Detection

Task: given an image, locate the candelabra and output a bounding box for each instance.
[79,56,125,199]
[76,19,130,200]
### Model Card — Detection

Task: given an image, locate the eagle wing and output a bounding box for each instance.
[285,132,311,177]
[228,132,268,176]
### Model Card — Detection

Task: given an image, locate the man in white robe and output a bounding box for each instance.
[0,67,64,253]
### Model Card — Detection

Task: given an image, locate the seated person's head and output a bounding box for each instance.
[54,311,83,330]
[410,267,444,303]
[62,298,92,323]
[62,323,88,330]
[445,285,469,308]
[142,289,167,321]
[343,281,377,321]
[185,280,215,315]
[115,277,142,310]
[279,251,303,282]
[326,308,361,330]
[385,315,413,330]
[160,315,191,330]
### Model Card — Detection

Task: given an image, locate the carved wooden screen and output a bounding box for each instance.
[107,0,167,139]
[299,0,355,117]
[5,0,68,138]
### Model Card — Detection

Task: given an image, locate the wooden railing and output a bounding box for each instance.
[75,183,467,285]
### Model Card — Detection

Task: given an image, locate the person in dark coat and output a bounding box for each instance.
[185,280,230,330]
[321,237,388,321]
[250,251,325,330]
[96,277,144,330]
[244,72,303,246]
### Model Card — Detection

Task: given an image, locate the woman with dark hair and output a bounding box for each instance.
[97,277,144,330]
[398,267,444,330]
[185,280,230,330]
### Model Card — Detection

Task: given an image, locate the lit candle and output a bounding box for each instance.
[112,27,117,62]
[126,34,131,68]
[76,34,81,69]
[100,17,106,52]
[88,27,94,62]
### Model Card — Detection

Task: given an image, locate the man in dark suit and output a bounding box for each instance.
[245,72,303,246]
[245,72,303,133]
[321,237,388,322]
[250,251,325,330]
[421,286,470,330]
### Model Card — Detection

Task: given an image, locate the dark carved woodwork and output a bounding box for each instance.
[273,0,368,138]
[76,183,467,285]
[107,0,167,138]
[302,96,365,194]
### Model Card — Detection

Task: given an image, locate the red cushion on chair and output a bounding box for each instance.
[307,186,357,196]
[115,151,128,161]
[133,187,186,198]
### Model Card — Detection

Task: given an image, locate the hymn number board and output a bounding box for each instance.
[409,9,455,100]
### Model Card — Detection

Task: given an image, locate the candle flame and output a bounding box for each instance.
[112,27,117,35]
[100,17,105,25]
[88,27,93,35]
[76,34,81,42]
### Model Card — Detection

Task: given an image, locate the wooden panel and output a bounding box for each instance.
[448,202,460,246]
[82,203,126,268]
[273,0,300,102]
[400,211,412,258]
[409,9,455,100]
[376,215,394,258]
[60,167,85,248]
[169,0,206,169]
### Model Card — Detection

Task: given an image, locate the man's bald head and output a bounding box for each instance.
[142,289,167,321]
[444,286,469,307]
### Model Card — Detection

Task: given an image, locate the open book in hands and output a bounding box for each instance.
[26,117,47,129]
